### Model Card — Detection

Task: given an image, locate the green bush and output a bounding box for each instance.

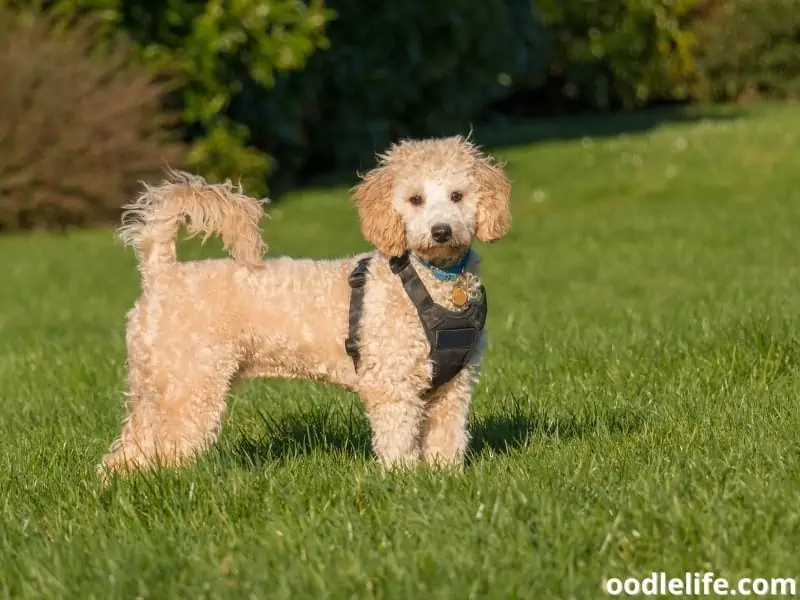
[530,0,699,110]
[0,0,708,208]
[1,0,539,201]
[691,0,800,101]
[0,7,185,232]
[10,0,783,222]
[246,0,545,181]
[115,0,333,196]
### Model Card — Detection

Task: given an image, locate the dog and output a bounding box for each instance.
[99,135,511,479]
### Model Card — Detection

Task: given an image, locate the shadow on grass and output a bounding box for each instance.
[228,404,372,468]
[474,104,742,150]
[226,398,645,468]
[466,403,645,463]
[274,105,744,198]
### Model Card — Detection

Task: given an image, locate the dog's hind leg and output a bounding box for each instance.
[99,336,240,480]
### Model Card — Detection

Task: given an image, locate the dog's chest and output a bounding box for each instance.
[355,257,486,385]
[419,271,483,311]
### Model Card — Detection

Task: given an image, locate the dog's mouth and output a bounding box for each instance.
[407,228,471,263]
[413,242,470,266]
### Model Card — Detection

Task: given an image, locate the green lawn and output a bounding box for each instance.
[1,104,799,599]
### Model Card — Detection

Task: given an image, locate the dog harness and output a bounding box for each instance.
[344,251,487,389]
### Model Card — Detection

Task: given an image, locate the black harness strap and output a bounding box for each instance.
[389,252,487,388]
[345,252,488,389]
[344,256,372,370]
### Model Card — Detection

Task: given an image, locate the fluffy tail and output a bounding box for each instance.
[117,169,268,284]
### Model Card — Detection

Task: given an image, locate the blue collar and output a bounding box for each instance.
[413,249,472,281]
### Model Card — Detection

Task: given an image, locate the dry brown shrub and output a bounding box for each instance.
[0,8,187,231]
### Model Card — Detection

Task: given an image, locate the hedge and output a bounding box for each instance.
[530,0,699,111]
[255,0,545,181]
[691,0,800,101]
[1,0,798,231]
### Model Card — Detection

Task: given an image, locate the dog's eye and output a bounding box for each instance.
[409,194,424,206]
[450,191,463,203]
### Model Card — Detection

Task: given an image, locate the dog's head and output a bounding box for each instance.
[351,136,512,263]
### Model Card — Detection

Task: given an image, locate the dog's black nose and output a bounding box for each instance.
[431,223,452,243]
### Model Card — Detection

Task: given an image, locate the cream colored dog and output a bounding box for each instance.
[99,136,511,479]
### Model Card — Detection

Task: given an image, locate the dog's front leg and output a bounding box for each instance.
[360,385,425,468]
[419,366,479,468]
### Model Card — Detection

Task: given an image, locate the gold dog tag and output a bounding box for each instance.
[452,286,468,307]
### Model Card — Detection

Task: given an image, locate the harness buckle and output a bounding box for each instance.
[344,337,359,357]
[348,270,367,288]
[349,258,371,288]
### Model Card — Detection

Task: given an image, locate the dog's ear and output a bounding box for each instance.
[351,166,407,256]
[473,156,512,242]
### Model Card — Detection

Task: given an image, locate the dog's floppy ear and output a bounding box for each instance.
[351,166,407,256]
[473,156,512,242]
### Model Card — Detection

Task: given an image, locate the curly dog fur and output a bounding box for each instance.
[99,136,512,479]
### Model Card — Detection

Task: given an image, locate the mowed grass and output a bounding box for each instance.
[1,104,799,599]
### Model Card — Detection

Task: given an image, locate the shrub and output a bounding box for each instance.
[0,7,185,232]
[2,0,729,214]
[115,0,333,196]
[691,0,800,101]
[1,0,697,201]
[252,0,545,177]
[3,0,334,198]
[529,0,700,111]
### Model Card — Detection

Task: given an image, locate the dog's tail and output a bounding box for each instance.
[117,169,268,285]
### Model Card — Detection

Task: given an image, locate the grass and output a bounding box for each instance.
[1,103,799,599]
